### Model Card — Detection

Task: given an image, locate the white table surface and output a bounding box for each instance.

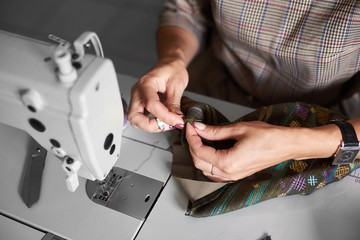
[0,214,45,240]
[137,174,360,240]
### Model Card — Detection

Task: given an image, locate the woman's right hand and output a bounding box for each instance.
[128,58,188,132]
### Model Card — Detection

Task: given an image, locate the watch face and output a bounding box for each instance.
[333,148,360,165]
[338,150,357,164]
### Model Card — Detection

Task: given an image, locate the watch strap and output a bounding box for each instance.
[331,121,359,147]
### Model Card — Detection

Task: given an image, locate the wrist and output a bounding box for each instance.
[157,54,186,68]
[288,125,341,160]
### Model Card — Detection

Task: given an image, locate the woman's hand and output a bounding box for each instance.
[128,58,188,132]
[128,26,198,132]
[185,121,341,182]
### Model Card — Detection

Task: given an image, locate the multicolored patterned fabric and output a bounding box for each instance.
[160,0,360,106]
[179,97,360,217]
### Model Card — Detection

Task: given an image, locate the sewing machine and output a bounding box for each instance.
[0,30,124,192]
[1,30,360,240]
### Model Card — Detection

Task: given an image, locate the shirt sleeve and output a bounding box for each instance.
[159,0,212,44]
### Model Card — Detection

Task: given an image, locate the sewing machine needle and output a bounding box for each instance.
[20,137,47,208]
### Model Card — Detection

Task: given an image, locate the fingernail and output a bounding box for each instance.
[193,122,206,130]
[175,123,184,129]
[162,125,175,131]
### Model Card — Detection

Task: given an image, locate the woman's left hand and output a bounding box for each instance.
[185,121,334,182]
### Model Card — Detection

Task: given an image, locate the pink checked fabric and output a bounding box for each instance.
[160,0,360,106]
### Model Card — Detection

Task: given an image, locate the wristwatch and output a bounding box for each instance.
[331,121,360,165]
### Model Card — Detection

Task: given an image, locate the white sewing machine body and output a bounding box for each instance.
[0,30,123,191]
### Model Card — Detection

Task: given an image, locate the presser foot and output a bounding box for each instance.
[85,167,163,220]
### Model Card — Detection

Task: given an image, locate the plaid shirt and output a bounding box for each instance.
[160,0,360,106]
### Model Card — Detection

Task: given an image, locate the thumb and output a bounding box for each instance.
[192,122,240,141]
[165,86,184,116]
[166,98,182,116]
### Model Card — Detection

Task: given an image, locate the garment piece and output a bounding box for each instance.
[173,97,360,217]
[160,0,360,107]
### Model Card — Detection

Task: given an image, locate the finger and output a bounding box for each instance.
[130,81,183,130]
[139,83,184,127]
[187,123,241,179]
[197,161,232,182]
[186,123,252,181]
[202,171,231,182]
[186,123,226,166]
[188,122,259,181]
[202,164,251,182]
[148,100,184,128]
[165,84,185,116]
[129,113,163,133]
[128,89,161,132]
[194,158,214,174]
[128,85,142,119]
[193,122,241,141]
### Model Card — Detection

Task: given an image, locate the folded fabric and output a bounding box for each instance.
[172,97,360,217]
